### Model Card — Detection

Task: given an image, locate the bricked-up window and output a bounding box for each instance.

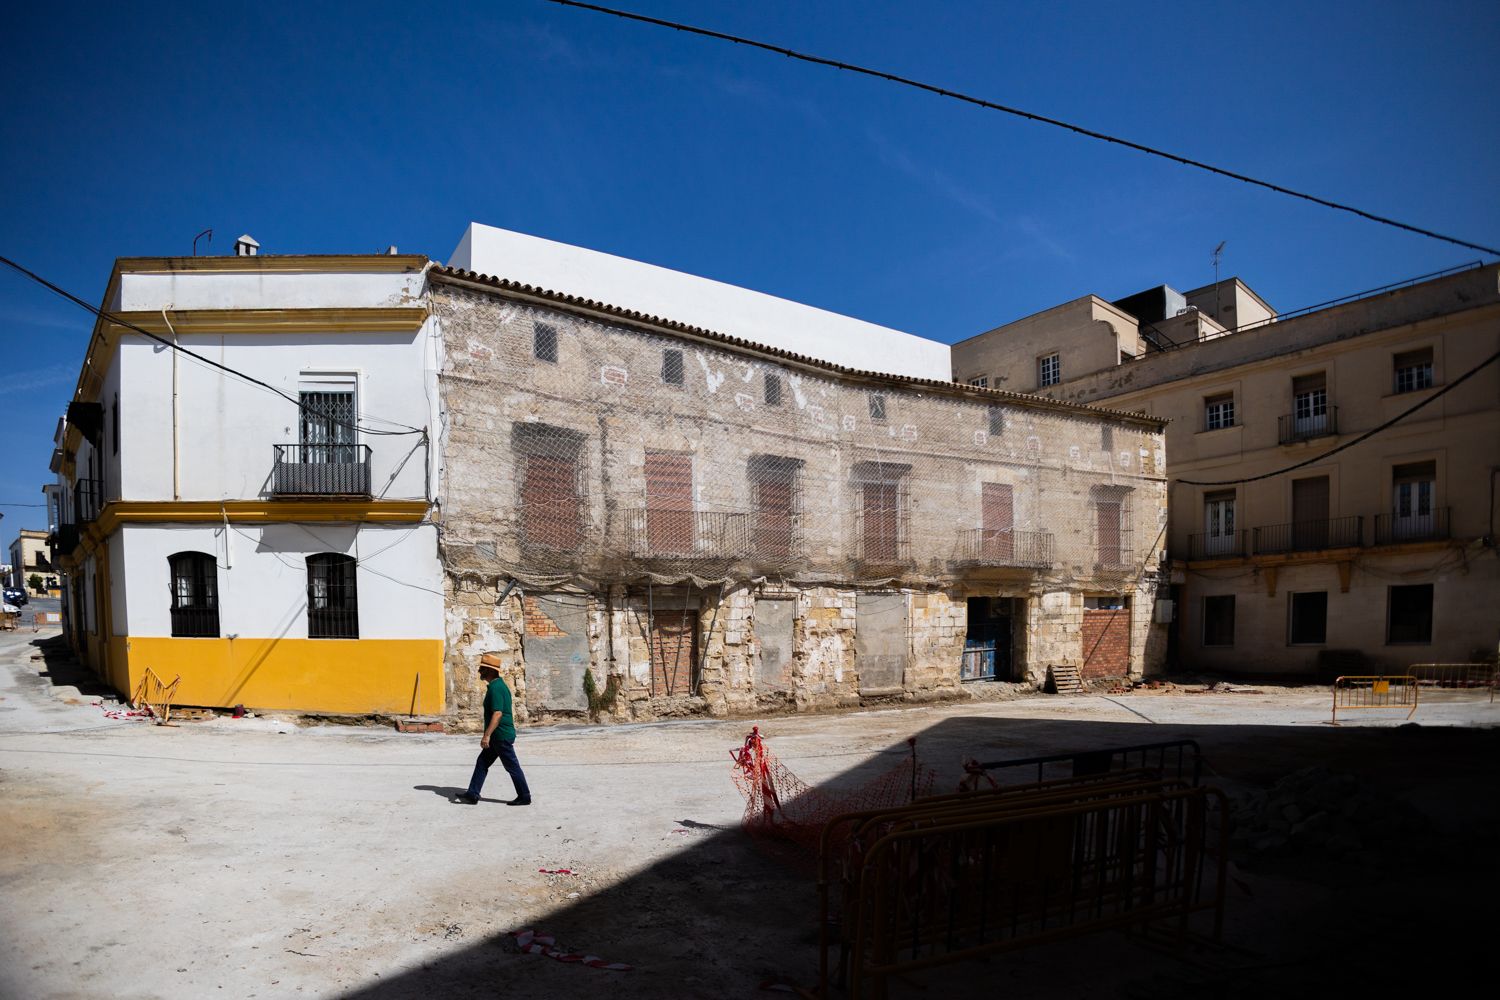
[1204,392,1235,430]
[307,553,358,639]
[1287,591,1326,645]
[515,424,586,550]
[1090,485,1133,568]
[661,348,684,386]
[1081,596,1130,679]
[1202,595,1235,646]
[749,455,801,557]
[868,393,887,421]
[764,372,782,406]
[1393,347,1433,394]
[168,551,219,638]
[533,321,558,363]
[1387,584,1433,644]
[1039,353,1061,387]
[988,406,1004,437]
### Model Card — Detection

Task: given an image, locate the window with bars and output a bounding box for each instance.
[662,348,684,386]
[868,394,887,421]
[307,553,358,639]
[168,551,219,638]
[515,424,587,550]
[988,406,1004,437]
[300,386,356,452]
[1204,393,1235,430]
[1393,348,1433,394]
[1038,353,1061,387]
[533,321,558,363]
[854,462,910,561]
[1090,485,1133,567]
[764,372,782,406]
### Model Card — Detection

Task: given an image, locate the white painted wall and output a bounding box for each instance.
[448,223,953,381]
[117,522,442,639]
[118,271,427,312]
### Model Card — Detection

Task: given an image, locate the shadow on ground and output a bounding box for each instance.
[25,634,116,700]
[343,713,1500,999]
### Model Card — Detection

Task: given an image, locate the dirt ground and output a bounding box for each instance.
[1,627,1495,999]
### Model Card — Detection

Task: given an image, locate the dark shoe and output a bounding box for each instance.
[452,792,479,805]
[507,797,532,807]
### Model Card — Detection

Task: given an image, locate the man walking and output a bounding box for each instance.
[454,653,532,806]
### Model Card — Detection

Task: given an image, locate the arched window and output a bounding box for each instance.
[307,553,358,639]
[168,552,219,638]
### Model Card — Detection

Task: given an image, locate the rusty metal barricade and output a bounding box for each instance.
[1330,675,1418,725]
[822,780,1228,998]
[131,667,182,726]
[1407,663,1496,703]
[976,738,1203,786]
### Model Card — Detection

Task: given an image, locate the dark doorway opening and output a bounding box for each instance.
[963,597,1015,681]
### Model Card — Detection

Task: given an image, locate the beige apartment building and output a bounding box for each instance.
[954,263,1500,677]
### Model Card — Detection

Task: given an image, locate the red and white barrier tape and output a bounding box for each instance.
[509,930,632,971]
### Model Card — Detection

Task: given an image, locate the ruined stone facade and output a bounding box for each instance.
[432,270,1169,724]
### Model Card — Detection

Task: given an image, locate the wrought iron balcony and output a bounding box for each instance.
[1278,406,1338,444]
[954,528,1053,569]
[53,525,80,554]
[72,478,102,525]
[625,508,749,559]
[271,444,372,497]
[1374,508,1450,545]
[1253,515,1363,555]
[1186,530,1248,560]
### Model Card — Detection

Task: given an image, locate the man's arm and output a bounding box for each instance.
[481,712,501,747]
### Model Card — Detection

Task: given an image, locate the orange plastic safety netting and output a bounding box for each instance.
[730,726,936,855]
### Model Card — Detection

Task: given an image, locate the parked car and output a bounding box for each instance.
[3,587,27,606]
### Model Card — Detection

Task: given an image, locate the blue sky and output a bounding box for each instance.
[2,0,1496,527]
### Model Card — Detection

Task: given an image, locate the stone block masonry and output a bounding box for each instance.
[431,273,1169,724]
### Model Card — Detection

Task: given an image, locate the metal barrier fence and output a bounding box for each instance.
[1330,675,1418,725]
[131,667,182,726]
[976,738,1203,787]
[818,771,1227,998]
[1407,663,1496,702]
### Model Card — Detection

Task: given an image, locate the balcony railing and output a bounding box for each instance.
[1186,530,1248,560]
[53,525,80,554]
[625,508,749,559]
[1278,406,1338,444]
[272,444,372,497]
[1374,508,1450,545]
[73,478,102,524]
[1253,515,1363,555]
[954,529,1053,569]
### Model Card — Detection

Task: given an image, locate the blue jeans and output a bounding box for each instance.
[466,739,531,800]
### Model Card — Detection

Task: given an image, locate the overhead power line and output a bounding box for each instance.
[0,254,426,438]
[543,0,1500,258]
[1178,346,1500,487]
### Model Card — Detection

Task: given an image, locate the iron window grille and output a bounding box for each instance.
[662,349,685,386]
[988,406,1004,436]
[853,462,911,564]
[307,553,359,639]
[868,394,887,421]
[533,321,558,363]
[168,551,219,638]
[514,424,588,552]
[763,373,783,406]
[1090,486,1134,569]
[748,455,803,559]
[1038,353,1061,387]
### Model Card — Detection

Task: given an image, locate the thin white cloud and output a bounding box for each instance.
[0,364,75,395]
[866,127,1001,224]
[1012,215,1075,262]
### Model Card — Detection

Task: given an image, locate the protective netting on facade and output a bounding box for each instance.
[730,727,936,857]
[434,284,1167,595]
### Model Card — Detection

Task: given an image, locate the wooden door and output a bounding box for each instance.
[521,453,581,549]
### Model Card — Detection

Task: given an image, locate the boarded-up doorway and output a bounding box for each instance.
[521,593,590,712]
[1081,596,1130,679]
[754,598,795,690]
[856,592,907,692]
[650,608,698,696]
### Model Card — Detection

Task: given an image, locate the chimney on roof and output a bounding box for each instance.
[386,245,399,255]
[234,234,260,257]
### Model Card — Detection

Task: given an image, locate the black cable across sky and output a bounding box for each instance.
[543,0,1500,259]
[0,254,426,438]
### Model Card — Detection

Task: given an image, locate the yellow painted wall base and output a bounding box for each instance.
[108,636,445,715]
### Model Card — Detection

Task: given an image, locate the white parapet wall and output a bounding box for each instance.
[448,223,953,381]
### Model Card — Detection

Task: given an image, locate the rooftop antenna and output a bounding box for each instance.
[193,229,213,256]
[1211,241,1226,323]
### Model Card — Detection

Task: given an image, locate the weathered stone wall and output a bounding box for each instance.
[433,278,1169,723]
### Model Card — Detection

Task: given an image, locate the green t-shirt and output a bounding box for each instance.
[483,676,517,742]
